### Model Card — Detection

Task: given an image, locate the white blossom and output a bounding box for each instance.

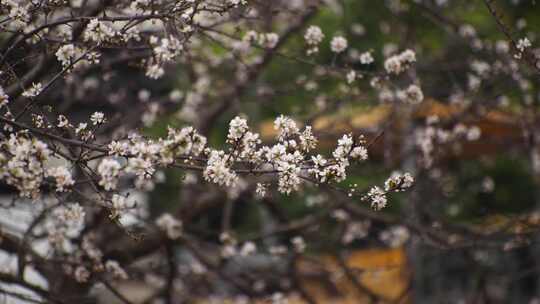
[229,0,247,6]
[367,186,387,210]
[97,158,121,190]
[305,26,324,45]
[152,36,183,62]
[517,37,531,53]
[397,84,424,104]
[146,64,165,79]
[110,194,131,218]
[90,112,105,125]
[274,115,299,140]
[380,226,410,248]
[260,33,279,49]
[156,213,183,239]
[346,70,356,84]
[55,44,83,68]
[360,51,374,64]
[299,126,317,152]
[0,135,50,198]
[228,116,249,142]
[330,36,348,53]
[466,126,481,141]
[204,150,238,187]
[54,203,85,229]
[74,266,90,283]
[47,166,75,192]
[57,115,70,128]
[292,236,306,253]
[0,86,9,107]
[305,25,324,53]
[75,123,88,134]
[384,49,416,74]
[22,82,43,98]
[343,221,371,244]
[277,161,302,194]
[333,134,353,159]
[108,141,130,156]
[105,260,128,280]
[240,242,257,256]
[256,183,267,197]
[350,146,368,160]
[384,172,414,192]
[83,18,116,44]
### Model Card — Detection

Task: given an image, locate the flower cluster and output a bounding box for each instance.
[47,166,75,192]
[384,172,415,192]
[384,49,417,74]
[256,182,268,197]
[105,260,129,280]
[90,112,105,125]
[416,117,482,168]
[83,18,116,44]
[55,44,101,71]
[0,86,9,107]
[146,36,184,79]
[90,113,380,198]
[97,158,122,191]
[330,36,348,53]
[376,83,425,105]
[304,25,324,55]
[160,126,207,162]
[0,135,51,198]
[47,203,86,250]
[380,226,410,248]
[2,0,30,29]
[156,213,183,239]
[242,31,280,50]
[366,186,387,210]
[397,84,424,105]
[342,220,371,244]
[106,125,207,189]
[110,194,131,219]
[2,110,398,203]
[359,51,374,65]
[204,150,238,187]
[227,116,249,142]
[60,232,128,282]
[515,37,531,59]
[22,82,43,98]
[364,173,414,210]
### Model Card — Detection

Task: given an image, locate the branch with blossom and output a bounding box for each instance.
[0,0,539,303]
